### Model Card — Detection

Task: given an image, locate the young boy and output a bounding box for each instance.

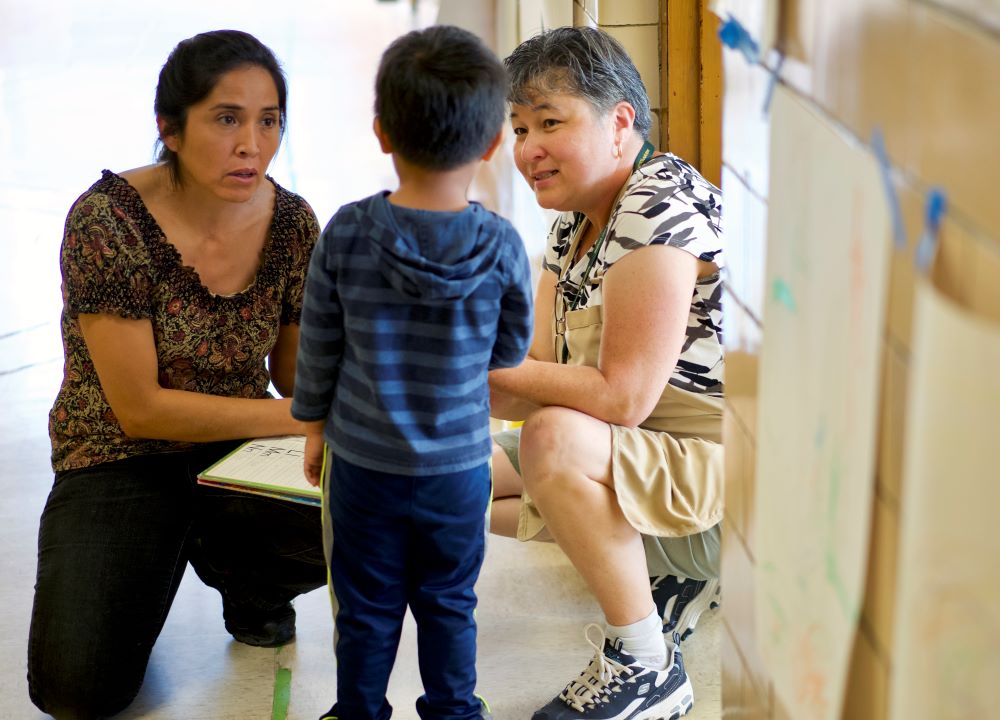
[292,25,533,720]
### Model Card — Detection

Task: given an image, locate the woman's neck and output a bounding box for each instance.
[580,136,646,234]
[123,164,272,248]
[167,176,272,240]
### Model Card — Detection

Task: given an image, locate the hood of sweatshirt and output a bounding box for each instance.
[357,192,504,304]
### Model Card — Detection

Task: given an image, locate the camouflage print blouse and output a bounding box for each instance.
[48,170,320,472]
[544,154,724,398]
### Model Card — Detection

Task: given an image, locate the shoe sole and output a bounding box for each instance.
[669,578,721,641]
[225,622,296,648]
[631,674,695,720]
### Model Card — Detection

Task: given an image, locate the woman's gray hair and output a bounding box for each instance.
[504,26,652,139]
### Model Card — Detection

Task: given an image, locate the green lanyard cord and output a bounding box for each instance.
[559,140,656,361]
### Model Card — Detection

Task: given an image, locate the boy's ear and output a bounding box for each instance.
[480,130,504,162]
[373,116,392,154]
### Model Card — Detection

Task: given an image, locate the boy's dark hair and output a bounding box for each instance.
[375,25,507,171]
[504,26,651,140]
[155,30,287,185]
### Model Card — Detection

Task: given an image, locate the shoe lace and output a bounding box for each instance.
[558,623,637,712]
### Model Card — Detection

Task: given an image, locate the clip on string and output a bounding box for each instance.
[762,50,785,116]
[718,15,783,115]
[871,128,908,251]
[718,15,760,63]
[915,189,947,273]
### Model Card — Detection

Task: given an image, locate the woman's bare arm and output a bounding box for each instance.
[488,244,697,427]
[268,323,300,397]
[80,313,305,441]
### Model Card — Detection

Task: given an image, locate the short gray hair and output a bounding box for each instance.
[504,26,652,139]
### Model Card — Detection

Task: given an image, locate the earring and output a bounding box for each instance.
[614,141,623,159]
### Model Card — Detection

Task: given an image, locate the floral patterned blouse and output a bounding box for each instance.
[49,170,320,472]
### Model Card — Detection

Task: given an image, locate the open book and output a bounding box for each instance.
[197,435,321,507]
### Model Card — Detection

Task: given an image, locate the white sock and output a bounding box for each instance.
[606,608,668,670]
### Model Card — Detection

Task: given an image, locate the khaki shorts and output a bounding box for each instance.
[493,425,722,580]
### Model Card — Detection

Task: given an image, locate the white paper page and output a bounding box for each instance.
[753,85,891,720]
[200,435,317,498]
[924,0,1000,33]
[890,279,1000,719]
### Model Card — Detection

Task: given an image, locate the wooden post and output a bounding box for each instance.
[699,0,723,187]
[658,0,723,187]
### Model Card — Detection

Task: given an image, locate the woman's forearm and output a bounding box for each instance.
[489,359,644,427]
[119,390,304,442]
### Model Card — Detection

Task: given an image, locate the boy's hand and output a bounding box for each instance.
[302,424,326,487]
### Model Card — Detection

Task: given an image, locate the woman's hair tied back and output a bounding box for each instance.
[154,29,288,184]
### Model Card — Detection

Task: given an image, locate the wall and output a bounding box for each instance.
[719,1,1000,718]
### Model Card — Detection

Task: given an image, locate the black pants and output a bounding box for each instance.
[27,441,326,719]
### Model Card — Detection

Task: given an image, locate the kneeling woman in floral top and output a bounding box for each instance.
[28,30,326,719]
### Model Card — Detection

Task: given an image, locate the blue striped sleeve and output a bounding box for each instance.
[489,226,534,370]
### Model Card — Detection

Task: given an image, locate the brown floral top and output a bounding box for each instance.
[49,170,320,472]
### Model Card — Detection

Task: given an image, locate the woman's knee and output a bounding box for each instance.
[519,407,579,464]
[519,407,611,491]
[29,657,141,720]
[28,595,143,717]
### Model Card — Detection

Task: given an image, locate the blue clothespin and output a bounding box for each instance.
[915,189,947,272]
[718,15,760,64]
[871,129,907,251]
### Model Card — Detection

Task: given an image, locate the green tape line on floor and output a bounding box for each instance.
[272,666,292,720]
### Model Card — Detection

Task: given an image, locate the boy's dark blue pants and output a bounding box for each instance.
[325,455,491,720]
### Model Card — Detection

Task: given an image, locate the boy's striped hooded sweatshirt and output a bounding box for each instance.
[292,191,533,476]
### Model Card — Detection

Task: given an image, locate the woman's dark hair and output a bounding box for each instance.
[154,30,287,185]
[504,26,652,139]
[375,25,508,171]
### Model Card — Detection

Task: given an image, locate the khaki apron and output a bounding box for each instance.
[517,218,724,551]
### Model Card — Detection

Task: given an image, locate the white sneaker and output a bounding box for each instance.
[531,624,694,720]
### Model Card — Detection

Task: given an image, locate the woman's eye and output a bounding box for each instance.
[219,114,237,125]
[512,127,526,136]
[542,118,560,129]
[262,116,277,128]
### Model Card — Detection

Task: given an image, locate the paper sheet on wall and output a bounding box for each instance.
[710,0,779,54]
[753,85,890,720]
[925,0,1000,33]
[889,280,1000,720]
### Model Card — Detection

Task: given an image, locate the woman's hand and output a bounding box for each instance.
[489,364,542,421]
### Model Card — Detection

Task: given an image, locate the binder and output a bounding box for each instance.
[197,435,320,506]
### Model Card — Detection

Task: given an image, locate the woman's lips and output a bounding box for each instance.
[227,169,258,183]
[532,169,558,188]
